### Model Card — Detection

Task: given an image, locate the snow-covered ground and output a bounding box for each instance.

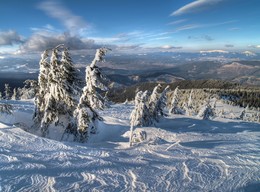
[0,100,259,191]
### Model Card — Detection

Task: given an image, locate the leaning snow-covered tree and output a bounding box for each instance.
[74,48,110,142]
[84,48,109,110]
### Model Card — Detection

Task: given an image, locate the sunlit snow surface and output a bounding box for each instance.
[0,101,259,191]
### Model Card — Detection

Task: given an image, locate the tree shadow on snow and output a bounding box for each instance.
[159,117,260,135]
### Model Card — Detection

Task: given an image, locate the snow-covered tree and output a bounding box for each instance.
[103,91,111,108]
[11,88,18,100]
[73,96,101,142]
[188,89,193,108]
[148,84,162,122]
[0,92,3,100]
[4,84,11,100]
[157,85,170,117]
[83,48,109,110]
[185,89,194,116]
[60,47,80,94]
[169,86,183,114]
[34,50,50,125]
[130,91,152,127]
[0,103,13,115]
[16,80,38,100]
[34,45,79,138]
[197,100,215,120]
[239,108,246,120]
[74,48,110,142]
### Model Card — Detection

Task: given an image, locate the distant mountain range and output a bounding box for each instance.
[0,51,259,92]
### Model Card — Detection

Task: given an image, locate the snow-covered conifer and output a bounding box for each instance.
[188,89,193,108]
[197,100,215,120]
[4,84,11,100]
[148,84,162,122]
[129,91,152,146]
[11,88,18,100]
[0,103,13,115]
[35,46,78,138]
[185,89,194,116]
[157,85,170,117]
[0,92,2,100]
[169,86,182,114]
[239,109,246,120]
[130,91,152,127]
[84,48,109,110]
[20,80,38,100]
[34,50,50,125]
[74,48,110,142]
[73,96,100,142]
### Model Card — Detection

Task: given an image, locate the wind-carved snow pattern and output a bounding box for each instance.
[0,100,260,191]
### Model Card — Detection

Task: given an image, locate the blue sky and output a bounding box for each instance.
[0,0,260,57]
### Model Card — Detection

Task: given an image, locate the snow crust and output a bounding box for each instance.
[0,100,259,191]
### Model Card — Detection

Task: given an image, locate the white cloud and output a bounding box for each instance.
[248,45,260,49]
[171,0,223,16]
[242,51,256,56]
[172,20,236,32]
[19,33,97,53]
[200,50,229,53]
[0,30,23,46]
[161,45,182,49]
[167,19,187,25]
[175,24,201,32]
[38,0,89,35]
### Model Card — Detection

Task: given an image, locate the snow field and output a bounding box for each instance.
[0,100,260,191]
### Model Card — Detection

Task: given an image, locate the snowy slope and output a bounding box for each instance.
[0,101,260,191]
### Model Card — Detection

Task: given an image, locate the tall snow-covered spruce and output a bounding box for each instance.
[34,50,50,125]
[74,48,109,142]
[34,45,79,140]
